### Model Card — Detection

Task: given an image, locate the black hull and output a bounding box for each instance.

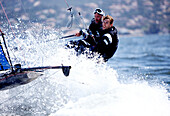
[0,71,43,90]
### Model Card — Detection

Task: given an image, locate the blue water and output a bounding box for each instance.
[110,34,170,89]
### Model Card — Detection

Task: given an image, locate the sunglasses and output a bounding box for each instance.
[95,9,102,13]
[94,8,104,16]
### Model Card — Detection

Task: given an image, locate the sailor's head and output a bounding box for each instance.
[102,15,114,30]
[93,8,105,24]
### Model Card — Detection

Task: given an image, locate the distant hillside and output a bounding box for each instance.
[0,0,169,35]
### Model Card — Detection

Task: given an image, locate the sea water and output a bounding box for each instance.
[0,28,169,116]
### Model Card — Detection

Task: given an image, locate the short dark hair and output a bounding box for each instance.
[103,15,114,24]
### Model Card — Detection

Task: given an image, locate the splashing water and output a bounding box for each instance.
[0,26,169,116]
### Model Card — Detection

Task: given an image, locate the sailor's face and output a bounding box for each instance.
[102,19,112,30]
[94,13,102,24]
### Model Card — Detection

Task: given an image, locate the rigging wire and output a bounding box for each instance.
[0,1,17,40]
[66,5,74,29]
[64,0,70,8]
[64,0,79,29]
[78,12,88,29]
[64,0,86,29]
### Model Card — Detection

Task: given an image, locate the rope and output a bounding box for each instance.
[0,1,17,40]
[64,0,70,8]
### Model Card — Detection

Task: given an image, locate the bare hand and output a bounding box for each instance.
[75,32,81,37]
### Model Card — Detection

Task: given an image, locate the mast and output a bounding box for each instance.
[0,29,13,72]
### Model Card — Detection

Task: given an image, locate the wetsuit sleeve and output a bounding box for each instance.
[96,31,118,61]
[102,34,112,45]
[88,19,95,35]
[93,35,108,55]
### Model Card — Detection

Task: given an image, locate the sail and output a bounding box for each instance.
[0,43,10,70]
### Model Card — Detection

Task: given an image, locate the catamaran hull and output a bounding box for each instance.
[0,71,43,90]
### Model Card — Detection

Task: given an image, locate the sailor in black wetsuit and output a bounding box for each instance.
[94,15,118,61]
[66,8,104,53]
[88,8,104,39]
[75,8,105,46]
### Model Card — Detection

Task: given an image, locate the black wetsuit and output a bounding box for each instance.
[94,26,118,61]
[81,18,103,46]
[89,18,103,38]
